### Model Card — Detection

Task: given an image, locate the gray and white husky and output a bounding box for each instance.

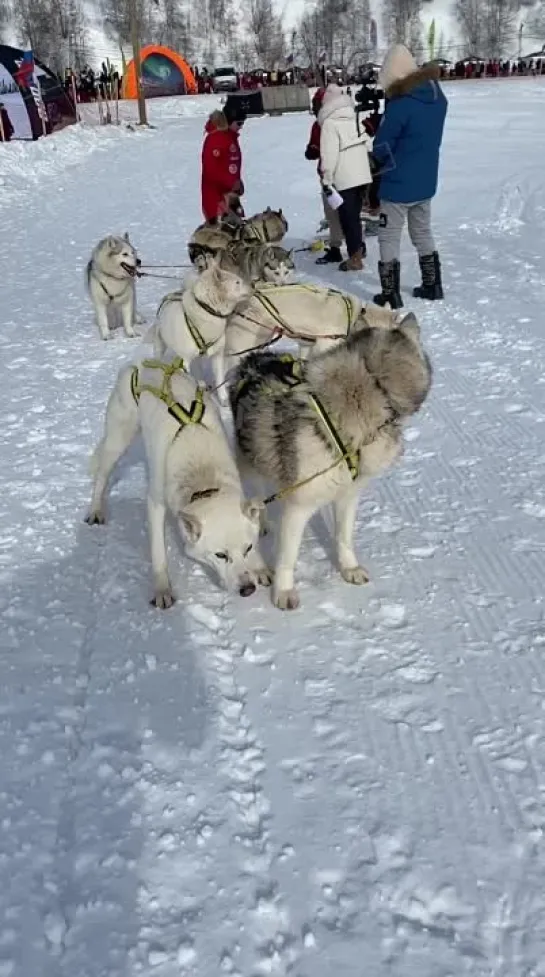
[86,232,140,340]
[223,241,295,285]
[229,315,432,610]
[146,258,252,392]
[85,356,270,608]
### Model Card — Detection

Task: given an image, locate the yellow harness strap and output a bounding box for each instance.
[234,353,358,481]
[185,311,215,355]
[254,282,356,333]
[252,291,289,329]
[307,393,359,480]
[130,358,206,431]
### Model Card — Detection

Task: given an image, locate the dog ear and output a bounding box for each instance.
[123,231,130,242]
[179,511,202,544]
[241,498,263,524]
[399,312,420,343]
[106,235,119,251]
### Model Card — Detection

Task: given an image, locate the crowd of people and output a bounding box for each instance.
[56,51,545,106]
[63,62,122,102]
[200,42,448,309]
[440,56,545,79]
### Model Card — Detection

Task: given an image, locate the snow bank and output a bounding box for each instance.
[0,93,221,210]
[77,93,223,127]
[0,123,142,210]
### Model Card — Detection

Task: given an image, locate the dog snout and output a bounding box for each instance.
[239,580,256,598]
[136,257,142,267]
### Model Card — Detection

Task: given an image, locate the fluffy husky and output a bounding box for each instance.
[187,207,288,269]
[86,356,270,608]
[86,233,140,340]
[229,316,432,610]
[215,241,295,284]
[240,207,288,244]
[188,218,239,268]
[148,259,252,391]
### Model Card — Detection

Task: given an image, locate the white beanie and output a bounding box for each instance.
[379,44,417,92]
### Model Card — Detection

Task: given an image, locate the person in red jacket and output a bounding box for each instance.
[305,88,344,265]
[201,104,247,222]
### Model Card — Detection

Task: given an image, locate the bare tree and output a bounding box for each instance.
[297,0,371,70]
[526,4,545,44]
[484,0,518,57]
[453,0,484,54]
[244,0,285,67]
[382,0,423,47]
[0,0,10,40]
[454,0,518,57]
[15,0,87,72]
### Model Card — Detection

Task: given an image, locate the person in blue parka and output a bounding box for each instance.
[371,44,448,308]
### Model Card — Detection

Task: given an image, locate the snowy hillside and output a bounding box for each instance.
[3,0,540,71]
[2,79,545,977]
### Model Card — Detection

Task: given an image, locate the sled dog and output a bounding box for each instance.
[229,315,432,610]
[86,233,140,340]
[86,356,270,608]
[197,241,295,284]
[188,218,240,268]
[240,207,288,244]
[224,241,295,284]
[224,284,406,374]
[147,259,252,392]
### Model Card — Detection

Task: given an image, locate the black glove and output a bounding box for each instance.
[305,145,320,161]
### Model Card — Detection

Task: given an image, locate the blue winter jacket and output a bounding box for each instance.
[373,65,448,204]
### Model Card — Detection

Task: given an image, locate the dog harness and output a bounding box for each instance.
[155,292,225,356]
[251,282,358,335]
[234,353,359,481]
[130,357,205,431]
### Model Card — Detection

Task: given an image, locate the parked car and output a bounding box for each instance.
[213,66,238,93]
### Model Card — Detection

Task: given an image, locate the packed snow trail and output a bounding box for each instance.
[1,81,545,977]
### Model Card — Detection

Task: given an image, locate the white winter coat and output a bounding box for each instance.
[318,89,372,192]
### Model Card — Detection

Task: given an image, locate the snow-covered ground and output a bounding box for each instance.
[1,80,545,977]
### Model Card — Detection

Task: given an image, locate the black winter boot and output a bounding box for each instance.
[413,252,444,300]
[316,246,343,265]
[373,260,403,309]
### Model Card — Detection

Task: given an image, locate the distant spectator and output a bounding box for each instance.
[0,102,14,142]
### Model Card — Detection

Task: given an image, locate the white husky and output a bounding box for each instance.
[221,283,404,389]
[86,233,140,340]
[147,259,252,391]
[85,356,271,608]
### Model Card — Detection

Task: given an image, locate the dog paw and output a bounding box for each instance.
[255,566,273,587]
[124,330,137,339]
[151,589,175,610]
[273,587,300,610]
[341,565,370,585]
[85,511,105,526]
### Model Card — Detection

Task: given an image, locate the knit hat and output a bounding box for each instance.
[378,44,418,92]
[224,101,247,125]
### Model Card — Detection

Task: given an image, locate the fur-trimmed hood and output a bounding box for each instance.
[205,109,228,133]
[384,63,442,100]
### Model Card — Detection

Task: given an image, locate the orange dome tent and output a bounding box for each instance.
[123,45,197,99]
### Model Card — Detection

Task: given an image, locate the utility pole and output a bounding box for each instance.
[129,0,147,126]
